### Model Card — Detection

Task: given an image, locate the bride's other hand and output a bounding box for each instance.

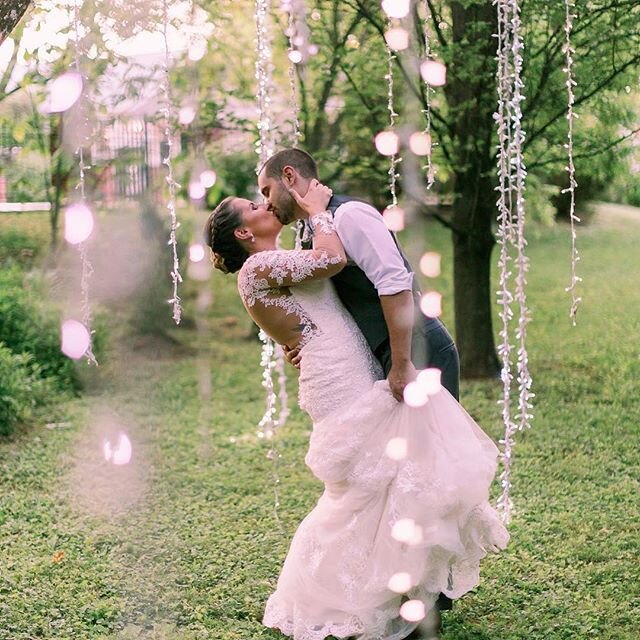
[287,179,332,217]
[283,345,302,369]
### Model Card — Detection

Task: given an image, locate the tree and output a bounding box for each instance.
[339,0,640,377]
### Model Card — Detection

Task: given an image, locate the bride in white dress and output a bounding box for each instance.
[205,181,509,640]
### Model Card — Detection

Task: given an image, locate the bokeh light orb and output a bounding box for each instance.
[288,50,303,64]
[200,169,217,188]
[420,291,442,318]
[189,243,206,263]
[103,432,133,466]
[388,572,412,593]
[392,518,417,543]
[385,437,408,461]
[382,0,411,19]
[385,27,409,51]
[400,599,426,622]
[420,60,447,86]
[189,180,206,200]
[419,252,441,277]
[188,38,207,61]
[44,72,83,113]
[417,368,442,395]
[61,320,90,360]
[409,132,432,156]
[375,131,400,156]
[403,380,428,407]
[64,202,94,245]
[179,106,196,125]
[383,206,405,232]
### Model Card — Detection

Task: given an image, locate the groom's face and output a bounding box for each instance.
[258,172,297,225]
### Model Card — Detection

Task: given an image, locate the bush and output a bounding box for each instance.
[0,343,54,436]
[0,226,41,268]
[0,268,80,392]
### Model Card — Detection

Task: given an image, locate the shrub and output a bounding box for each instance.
[0,343,54,436]
[0,226,41,268]
[0,268,80,392]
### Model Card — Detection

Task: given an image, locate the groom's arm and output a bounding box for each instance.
[334,202,417,402]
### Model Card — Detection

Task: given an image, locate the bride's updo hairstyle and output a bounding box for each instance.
[204,197,249,274]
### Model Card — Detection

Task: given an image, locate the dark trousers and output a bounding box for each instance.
[374,317,459,612]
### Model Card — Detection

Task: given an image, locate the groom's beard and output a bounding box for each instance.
[274,192,297,225]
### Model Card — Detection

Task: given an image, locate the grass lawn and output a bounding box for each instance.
[0,205,638,639]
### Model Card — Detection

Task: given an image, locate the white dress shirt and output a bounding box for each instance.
[329,200,415,296]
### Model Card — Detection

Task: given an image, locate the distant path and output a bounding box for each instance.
[590,201,640,226]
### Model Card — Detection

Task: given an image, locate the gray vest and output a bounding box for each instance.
[302,195,426,361]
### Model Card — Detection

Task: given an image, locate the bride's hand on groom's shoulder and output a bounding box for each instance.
[283,345,302,369]
[288,179,332,218]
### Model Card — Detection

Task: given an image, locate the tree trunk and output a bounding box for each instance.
[445,1,500,378]
[452,224,500,378]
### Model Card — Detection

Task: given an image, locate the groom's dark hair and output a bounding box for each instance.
[260,148,319,180]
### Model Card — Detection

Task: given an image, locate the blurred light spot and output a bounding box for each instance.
[420,291,442,318]
[383,206,405,231]
[61,320,90,359]
[188,38,207,61]
[385,437,408,460]
[189,180,206,200]
[417,368,442,395]
[43,72,83,114]
[419,252,441,277]
[382,0,411,19]
[388,572,412,593]
[288,50,303,64]
[308,44,319,55]
[385,27,409,51]
[179,106,196,125]
[410,132,432,156]
[64,202,94,245]
[103,432,132,466]
[400,599,426,622]
[200,169,217,188]
[421,60,447,86]
[403,381,428,407]
[392,518,418,543]
[375,130,399,156]
[189,243,206,263]
[346,34,360,50]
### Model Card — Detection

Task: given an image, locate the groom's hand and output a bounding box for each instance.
[388,361,418,402]
[283,345,302,369]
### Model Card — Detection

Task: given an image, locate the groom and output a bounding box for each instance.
[258,148,459,632]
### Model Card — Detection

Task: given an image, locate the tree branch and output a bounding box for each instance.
[528,125,640,171]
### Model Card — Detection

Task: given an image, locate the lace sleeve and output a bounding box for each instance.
[238,249,345,307]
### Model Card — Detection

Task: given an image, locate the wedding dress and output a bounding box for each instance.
[238,245,509,640]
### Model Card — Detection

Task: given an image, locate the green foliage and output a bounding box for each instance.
[0,343,52,435]
[0,268,80,393]
[0,224,42,267]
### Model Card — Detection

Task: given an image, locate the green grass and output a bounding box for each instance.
[1,207,639,639]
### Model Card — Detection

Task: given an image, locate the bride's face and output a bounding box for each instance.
[234,198,283,242]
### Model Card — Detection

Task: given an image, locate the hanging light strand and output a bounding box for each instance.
[563,0,582,325]
[385,39,401,208]
[71,0,97,365]
[255,0,287,527]
[494,0,515,521]
[493,0,534,525]
[161,0,183,325]
[420,1,437,189]
[285,5,302,145]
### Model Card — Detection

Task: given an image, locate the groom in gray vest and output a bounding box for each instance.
[258,148,459,627]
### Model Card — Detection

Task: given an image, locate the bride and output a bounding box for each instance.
[204,180,509,640]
